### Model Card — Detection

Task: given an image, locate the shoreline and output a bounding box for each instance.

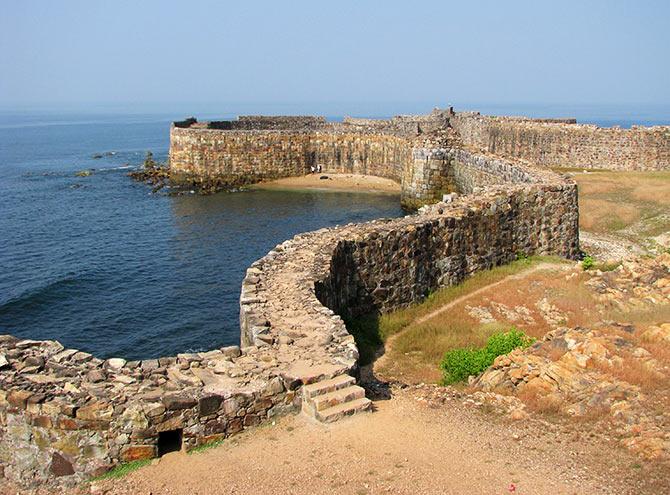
[251,173,401,195]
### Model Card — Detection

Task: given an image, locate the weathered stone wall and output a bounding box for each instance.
[0,337,309,486]
[451,113,670,171]
[0,107,591,488]
[169,110,459,207]
[169,126,449,206]
[313,152,578,319]
[170,128,313,187]
[343,108,451,136]
[169,127,411,189]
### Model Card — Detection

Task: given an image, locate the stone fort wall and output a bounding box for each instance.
[19,104,670,486]
[451,112,670,171]
[1,145,579,487]
[170,109,670,211]
[169,109,460,208]
[169,127,410,187]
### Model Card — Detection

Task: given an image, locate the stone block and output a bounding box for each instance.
[7,390,32,410]
[49,452,74,477]
[162,395,197,411]
[120,445,155,462]
[198,395,222,417]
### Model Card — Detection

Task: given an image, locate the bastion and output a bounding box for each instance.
[2,107,666,487]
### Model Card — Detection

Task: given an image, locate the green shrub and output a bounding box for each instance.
[439,328,534,385]
[439,347,491,384]
[582,255,594,270]
[485,329,533,356]
[515,251,530,263]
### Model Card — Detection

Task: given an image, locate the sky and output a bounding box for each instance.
[1,0,669,115]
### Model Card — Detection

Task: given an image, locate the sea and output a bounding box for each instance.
[1,106,668,360]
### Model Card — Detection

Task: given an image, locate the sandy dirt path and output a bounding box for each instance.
[101,388,658,495]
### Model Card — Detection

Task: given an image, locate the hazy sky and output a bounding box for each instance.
[1,0,669,112]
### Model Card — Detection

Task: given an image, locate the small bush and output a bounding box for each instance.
[484,329,533,356]
[581,255,594,270]
[515,251,530,263]
[439,329,534,385]
[439,347,491,384]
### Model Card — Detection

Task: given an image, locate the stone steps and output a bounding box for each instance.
[315,397,372,423]
[302,374,356,399]
[302,374,372,423]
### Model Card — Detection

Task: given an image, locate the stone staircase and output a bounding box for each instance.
[302,374,372,423]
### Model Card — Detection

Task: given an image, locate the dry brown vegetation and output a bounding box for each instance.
[374,260,578,384]
[373,170,670,386]
[571,170,670,245]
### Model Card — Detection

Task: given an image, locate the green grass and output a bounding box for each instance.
[188,438,227,454]
[90,437,230,481]
[89,459,152,481]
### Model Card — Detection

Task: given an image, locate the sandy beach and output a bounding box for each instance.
[252,173,401,194]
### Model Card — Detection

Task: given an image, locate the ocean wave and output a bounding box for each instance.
[96,164,136,172]
[0,272,93,314]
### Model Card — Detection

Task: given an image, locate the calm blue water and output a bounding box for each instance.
[0,113,404,360]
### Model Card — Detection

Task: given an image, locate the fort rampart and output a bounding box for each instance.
[451,112,670,171]
[12,105,664,486]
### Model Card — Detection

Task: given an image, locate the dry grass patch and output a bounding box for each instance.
[571,170,670,241]
[606,359,667,392]
[546,282,600,327]
[578,199,640,232]
[643,342,670,365]
[370,258,569,383]
[393,320,509,364]
[516,387,563,415]
[603,304,670,329]
[631,184,670,205]
[375,256,563,338]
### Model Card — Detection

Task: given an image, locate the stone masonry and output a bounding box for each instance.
[169,108,670,208]
[450,112,670,171]
[2,105,637,487]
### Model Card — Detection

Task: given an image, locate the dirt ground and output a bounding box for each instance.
[252,173,401,194]
[97,388,668,495]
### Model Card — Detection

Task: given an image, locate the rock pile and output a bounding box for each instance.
[473,254,670,461]
[586,252,670,309]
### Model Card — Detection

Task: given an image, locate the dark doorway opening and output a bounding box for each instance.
[157,429,183,456]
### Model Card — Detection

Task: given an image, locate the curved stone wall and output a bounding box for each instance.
[169,110,460,207]
[0,113,584,487]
